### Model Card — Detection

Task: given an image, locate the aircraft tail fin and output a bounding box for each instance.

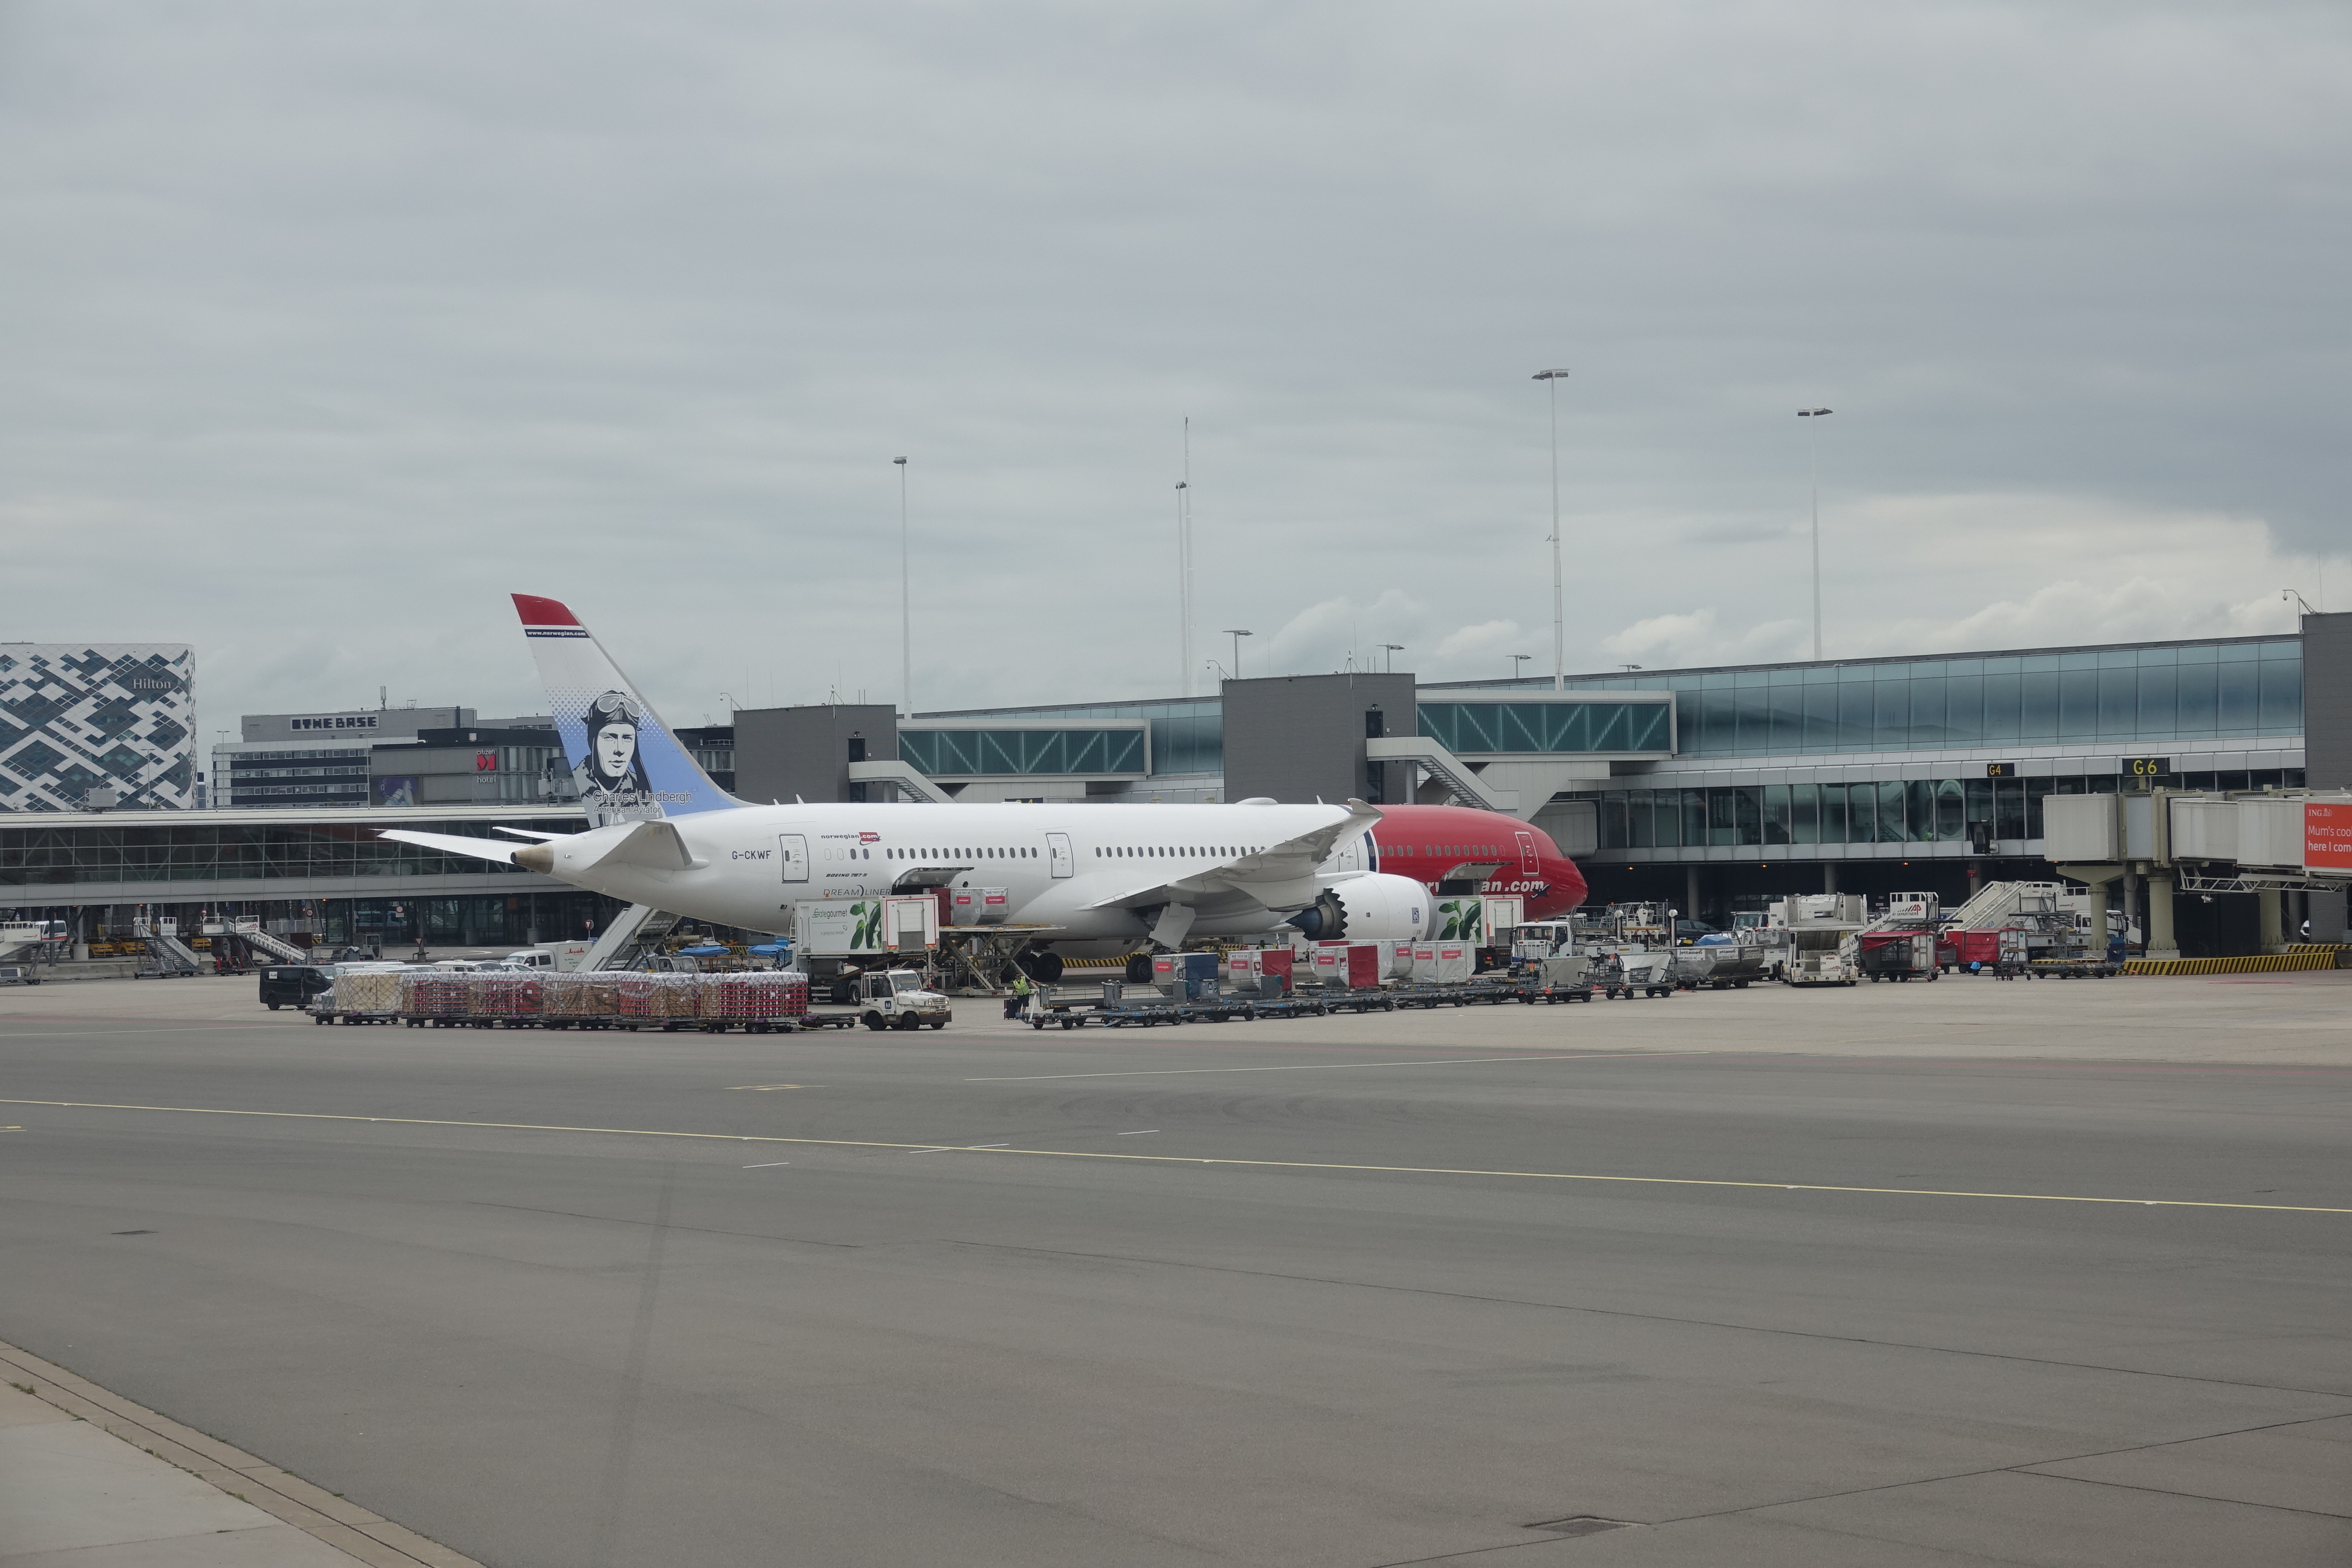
[512,593,741,825]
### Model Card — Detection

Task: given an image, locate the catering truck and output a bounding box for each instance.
[1782,893,1865,987]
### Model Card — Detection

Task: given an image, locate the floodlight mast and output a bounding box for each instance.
[1221,629,1252,680]
[894,457,910,711]
[1532,370,1570,689]
[1798,408,1831,660]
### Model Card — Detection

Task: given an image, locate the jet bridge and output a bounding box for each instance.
[2044,789,2352,957]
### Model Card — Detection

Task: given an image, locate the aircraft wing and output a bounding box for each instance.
[1080,799,1383,913]
[379,829,521,866]
[490,826,575,841]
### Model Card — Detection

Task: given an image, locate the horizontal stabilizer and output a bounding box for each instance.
[378,829,521,866]
[491,826,575,841]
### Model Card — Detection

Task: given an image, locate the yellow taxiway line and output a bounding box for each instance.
[2,1097,2345,1215]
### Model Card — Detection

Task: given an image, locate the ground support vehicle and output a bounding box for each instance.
[259,965,335,1011]
[1857,931,1939,982]
[840,970,952,1031]
[1597,950,1676,999]
[1674,945,1768,991]
[1783,929,1862,987]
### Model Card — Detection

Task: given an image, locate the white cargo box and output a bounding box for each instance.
[1414,942,1473,984]
[883,895,939,951]
[1374,939,1414,981]
[1478,895,1524,941]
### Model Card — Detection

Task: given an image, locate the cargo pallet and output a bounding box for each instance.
[2026,957,2123,979]
[370,1013,815,1031]
[1518,982,1595,1004]
[1387,981,1525,1009]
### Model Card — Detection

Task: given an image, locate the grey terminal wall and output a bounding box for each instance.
[1221,673,1416,806]
[733,704,898,805]
[2301,611,2352,940]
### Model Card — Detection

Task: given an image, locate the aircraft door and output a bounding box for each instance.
[778,834,809,883]
[1515,831,1539,876]
[1046,832,1074,878]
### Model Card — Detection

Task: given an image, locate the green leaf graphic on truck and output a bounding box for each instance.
[1437,900,1481,941]
[851,900,883,950]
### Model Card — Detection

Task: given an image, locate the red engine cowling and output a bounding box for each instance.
[1286,874,1432,942]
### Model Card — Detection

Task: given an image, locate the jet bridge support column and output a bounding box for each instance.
[2145,875,2178,961]
[2259,890,2285,954]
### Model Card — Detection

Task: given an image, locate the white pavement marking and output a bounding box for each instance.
[966,1050,1703,1082]
[742,1161,792,1168]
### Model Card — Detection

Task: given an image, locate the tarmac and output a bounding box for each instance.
[2,969,2349,1566]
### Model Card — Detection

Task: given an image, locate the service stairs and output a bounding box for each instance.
[1944,880,2065,931]
[131,922,205,975]
[583,904,687,970]
[234,926,309,964]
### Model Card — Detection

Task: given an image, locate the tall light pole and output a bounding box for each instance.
[1380,642,1403,674]
[1532,369,1570,689]
[1175,481,1191,695]
[894,456,910,711]
[1221,629,1251,680]
[1798,408,1831,661]
[1510,653,1532,682]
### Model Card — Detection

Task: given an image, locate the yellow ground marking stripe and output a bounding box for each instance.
[3,1098,2346,1215]
[966,1050,1703,1082]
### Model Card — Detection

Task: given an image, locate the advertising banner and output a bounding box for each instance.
[793,900,885,956]
[2305,802,2352,872]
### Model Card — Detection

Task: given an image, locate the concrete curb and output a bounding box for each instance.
[0,1338,485,1568]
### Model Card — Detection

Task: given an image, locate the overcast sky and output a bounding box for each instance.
[3,1,2345,741]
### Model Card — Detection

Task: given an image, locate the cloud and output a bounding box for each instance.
[0,5,2345,736]
[1434,618,1528,665]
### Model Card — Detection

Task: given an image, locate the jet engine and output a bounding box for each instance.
[1285,874,1432,942]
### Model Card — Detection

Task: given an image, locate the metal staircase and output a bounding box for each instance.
[583,904,687,970]
[1944,880,2065,931]
[1364,736,1518,814]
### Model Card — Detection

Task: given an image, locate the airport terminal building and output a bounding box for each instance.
[1,621,2339,956]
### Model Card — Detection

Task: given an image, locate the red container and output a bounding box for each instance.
[1343,942,1380,989]
[1259,948,1295,995]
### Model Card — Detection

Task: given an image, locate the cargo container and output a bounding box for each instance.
[1152,951,1219,995]
[1414,942,1474,984]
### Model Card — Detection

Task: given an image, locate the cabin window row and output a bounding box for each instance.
[1094,846,1264,858]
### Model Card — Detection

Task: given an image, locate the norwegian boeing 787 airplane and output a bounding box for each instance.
[382,596,1585,957]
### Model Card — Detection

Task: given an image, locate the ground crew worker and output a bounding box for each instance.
[1005,970,1032,1019]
